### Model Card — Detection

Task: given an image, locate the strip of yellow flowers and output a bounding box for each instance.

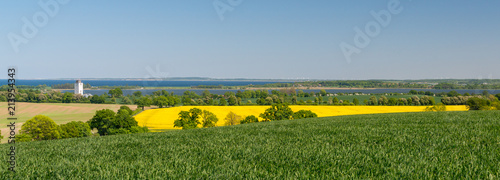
[134,105,468,130]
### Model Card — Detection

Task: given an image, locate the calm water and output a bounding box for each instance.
[1,79,496,96]
[0,79,283,87]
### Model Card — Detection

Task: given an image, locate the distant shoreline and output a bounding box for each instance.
[53,87,432,91]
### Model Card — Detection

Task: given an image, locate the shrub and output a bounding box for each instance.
[89,108,147,136]
[292,110,318,119]
[129,126,150,133]
[20,115,61,141]
[466,97,490,110]
[16,133,33,142]
[201,110,218,128]
[88,109,116,136]
[174,108,202,129]
[240,115,259,124]
[424,103,447,112]
[224,111,242,126]
[60,121,92,139]
[259,104,293,121]
[108,128,131,135]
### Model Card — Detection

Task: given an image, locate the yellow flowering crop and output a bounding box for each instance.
[134,105,468,130]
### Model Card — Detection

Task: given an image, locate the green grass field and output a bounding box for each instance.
[1,111,499,179]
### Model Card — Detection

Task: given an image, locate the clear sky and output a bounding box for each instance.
[1,0,499,80]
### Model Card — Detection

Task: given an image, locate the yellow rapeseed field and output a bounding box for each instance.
[134,105,468,130]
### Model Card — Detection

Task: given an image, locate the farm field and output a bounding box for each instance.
[135,105,468,130]
[0,103,136,143]
[1,111,499,179]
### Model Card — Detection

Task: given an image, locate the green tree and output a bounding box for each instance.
[202,90,211,98]
[133,91,142,97]
[259,104,293,121]
[482,90,490,96]
[129,126,150,133]
[115,88,123,97]
[388,98,397,106]
[201,110,218,128]
[378,96,388,105]
[119,106,133,115]
[62,92,72,103]
[353,98,360,105]
[108,128,131,135]
[447,90,460,97]
[320,89,327,96]
[240,115,259,124]
[59,121,92,139]
[265,97,274,105]
[368,96,378,105]
[224,111,242,126]
[467,97,490,110]
[16,134,33,142]
[90,95,105,104]
[174,108,202,129]
[425,103,447,112]
[153,96,169,108]
[135,96,152,110]
[88,109,116,136]
[292,110,318,119]
[20,115,61,141]
[108,88,123,98]
[228,95,238,106]
[114,108,139,130]
[122,97,133,104]
[291,96,297,104]
[333,97,339,104]
[219,98,227,106]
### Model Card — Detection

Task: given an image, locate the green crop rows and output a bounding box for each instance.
[1,111,500,179]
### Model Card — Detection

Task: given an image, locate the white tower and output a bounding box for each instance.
[75,80,83,95]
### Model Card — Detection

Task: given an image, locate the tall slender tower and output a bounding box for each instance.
[75,80,83,95]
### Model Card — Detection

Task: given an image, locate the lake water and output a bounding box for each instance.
[0,79,284,87]
[1,79,496,96]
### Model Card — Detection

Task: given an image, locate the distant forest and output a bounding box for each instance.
[3,79,500,90]
[240,79,500,90]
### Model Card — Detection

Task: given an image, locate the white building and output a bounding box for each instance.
[74,80,84,95]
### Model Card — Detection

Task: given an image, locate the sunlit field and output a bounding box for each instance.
[135,105,468,130]
[0,102,137,143]
[2,111,498,179]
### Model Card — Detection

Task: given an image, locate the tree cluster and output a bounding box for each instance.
[259,104,318,121]
[174,108,218,129]
[88,106,148,136]
[17,115,93,142]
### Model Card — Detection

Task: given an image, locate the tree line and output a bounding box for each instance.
[2,87,499,109]
[173,103,318,130]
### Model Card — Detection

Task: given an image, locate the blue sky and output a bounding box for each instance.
[1,0,499,80]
